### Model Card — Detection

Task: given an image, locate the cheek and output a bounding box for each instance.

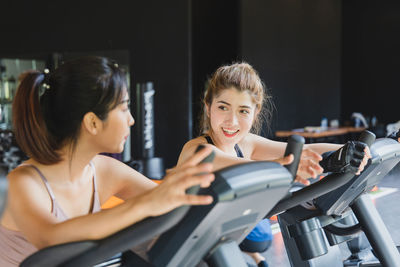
[209,115,220,131]
[210,109,224,124]
[240,116,254,130]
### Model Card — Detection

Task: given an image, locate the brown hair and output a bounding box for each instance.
[12,56,126,165]
[200,62,273,135]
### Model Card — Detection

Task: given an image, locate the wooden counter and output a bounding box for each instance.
[275,127,366,143]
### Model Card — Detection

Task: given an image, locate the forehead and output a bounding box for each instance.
[213,88,254,106]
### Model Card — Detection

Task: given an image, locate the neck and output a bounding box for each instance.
[208,131,237,155]
[43,139,99,183]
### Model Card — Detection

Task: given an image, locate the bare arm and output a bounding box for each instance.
[177,136,292,171]
[177,137,252,171]
[7,148,215,249]
[93,155,158,202]
[304,143,342,155]
[249,134,325,183]
[250,134,341,160]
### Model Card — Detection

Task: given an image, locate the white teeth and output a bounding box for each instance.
[222,128,239,134]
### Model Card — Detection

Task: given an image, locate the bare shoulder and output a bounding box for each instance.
[6,165,53,217]
[177,136,212,166]
[240,133,259,145]
[91,154,121,169]
[240,133,286,160]
[7,165,45,189]
[91,154,139,179]
[91,154,155,201]
[244,133,282,146]
[183,136,209,149]
[238,133,261,153]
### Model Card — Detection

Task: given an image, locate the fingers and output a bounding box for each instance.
[296,149,324,178]
[164,162,214,191]
[351,145,371,175]
[180,172,215,191]
[298,156,324,178]
[295,175,310,186]
[356,151,369,174]
[350,159,362,175]
[302,159,323,173]
[298,165,318,178]
[274,154,294,165]
[302,149,323,161]
[364,146,371,159]
[165,167,176,174]
[183,194,214,205]
[166,161,213,180]
[353,150,365,160]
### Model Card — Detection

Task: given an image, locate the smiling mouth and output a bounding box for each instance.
[222,128,239,137]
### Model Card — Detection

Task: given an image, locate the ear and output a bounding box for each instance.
[82,112,101,135]
[254,108,260,120]
[205,103,210,118]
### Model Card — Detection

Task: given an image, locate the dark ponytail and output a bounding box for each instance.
[12,56,127,165]
[12,71,59,164]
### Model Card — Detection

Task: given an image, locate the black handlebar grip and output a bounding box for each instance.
[358,130,376,147]
[284,135,305,179]
[186,145,215,195]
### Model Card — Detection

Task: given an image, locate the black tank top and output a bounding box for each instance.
[204,136,244,158]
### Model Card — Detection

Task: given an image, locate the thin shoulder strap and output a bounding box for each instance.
[234,144,244,158]
[205,135,243,158]
[88,161,101,213]
[204,135,214,145]
[88,161,98,193]
[19,164,69,219]
[22,164,57,200]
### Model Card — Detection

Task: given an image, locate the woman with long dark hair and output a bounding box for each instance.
[0,56,215,266]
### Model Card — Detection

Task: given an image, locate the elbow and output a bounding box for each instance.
[27,225,68,249]
[32,238,54,250]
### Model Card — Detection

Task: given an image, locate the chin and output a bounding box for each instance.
[117,146,125,153]
[108,146,124,154]
[221,136,240,144]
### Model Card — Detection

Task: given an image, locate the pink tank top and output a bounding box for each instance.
[0,162,101,266]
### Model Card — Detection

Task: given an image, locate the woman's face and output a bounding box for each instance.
[208,87,257,147]
[97,91,135,153]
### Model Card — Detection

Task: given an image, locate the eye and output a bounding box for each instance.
[240,109,250,114]
[122,101,130,112]
[218,105,228,111]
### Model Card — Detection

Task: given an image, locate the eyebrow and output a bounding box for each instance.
[119,98,130,105]
[217,100,251,109]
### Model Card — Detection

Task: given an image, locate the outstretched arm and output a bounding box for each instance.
[250,134,324,183]
[176,137,292,171]
[249,134,370,183]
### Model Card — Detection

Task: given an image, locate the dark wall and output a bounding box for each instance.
[191,0,239,135]
[240,0,342,134]
[1,1,191,167]
[4,1,397,168]
[342,1,400,126]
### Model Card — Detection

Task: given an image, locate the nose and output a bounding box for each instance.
[225,111,238,125]
[128,111,135,126]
